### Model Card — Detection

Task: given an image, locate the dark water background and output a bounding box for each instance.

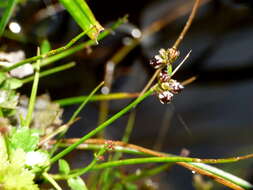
[2,0,253,189]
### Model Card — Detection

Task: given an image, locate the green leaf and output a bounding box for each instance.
[0,149,39,190]
[0,0,19,37]
[9,127,40,152]
[58,159,70,174]
[3,77,23,89]
[59,0,103,41]
[24,48,40,128]
[67,177,88,190]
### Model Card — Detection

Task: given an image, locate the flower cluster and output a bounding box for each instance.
[149,48,180,69]
[149,48,184,104]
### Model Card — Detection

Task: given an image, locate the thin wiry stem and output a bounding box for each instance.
[69,81,104,123]
[3,16,127,72]
[172,0,201,49]
[24,48,40,127]
[97,0,208,125]
[69,147,107,178]
[4,28,91,72]
[139,0,201,96]
[43,172,62,190]
[50,87,155,164]
[139,69,161,97]
[51,138,253,190]
[22,62,75,84]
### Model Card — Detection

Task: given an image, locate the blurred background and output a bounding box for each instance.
[1,0,253,189]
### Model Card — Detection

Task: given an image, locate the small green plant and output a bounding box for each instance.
[0,0,252,190]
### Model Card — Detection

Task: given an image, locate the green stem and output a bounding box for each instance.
[22,62,75,84]
[3,16,127,72]
[69,81,104,123]
[43,172,62,190]
[122,163,171,183]
[190,162,252,189]
[0,0,18,37]
[69,147,107,178]
[50,149,253,190]
[56,141,253,189]
[58,142,143,155]
[24,48,40,127]
[50,87,155,164]
[122,110,136,143]
[101,111,136,189]
[94,156,252,170]
[4,28,90,72]
[48,81,104,156]
[55,92,139,106]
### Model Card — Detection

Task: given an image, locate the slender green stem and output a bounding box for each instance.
[69,147,107,178]
[22,62,75,84]
[58,142,143,155]
[24,48,40,127]
[92,156,253,189]
[4,28,90,72]
[0,0,18,37]
[55,92,139,106]
[43,172,62,190]
[190,162,252,189]
[55,139,253,189]
[50,86,155,164]
[3,16,127,72]
[122,110,136,143]
[69,81,104,123]
[100,111,136,190]
[122,163,171,183]
[93,156,253,170]
[48,82,104,156]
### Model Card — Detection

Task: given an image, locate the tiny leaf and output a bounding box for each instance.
[3,77,23,89]
[59,159,70,174]
[67,177,88,190]
[9,127,40,152]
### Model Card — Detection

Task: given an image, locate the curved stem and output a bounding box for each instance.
[52,138,253,189]
[172,0,200,49]
[50,86,155,164]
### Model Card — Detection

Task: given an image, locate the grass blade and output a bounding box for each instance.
[24,48,40,127]
[59,0,103,40]
[0,0,18,37]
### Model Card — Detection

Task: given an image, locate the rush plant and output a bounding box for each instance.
[0,0,252,190]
